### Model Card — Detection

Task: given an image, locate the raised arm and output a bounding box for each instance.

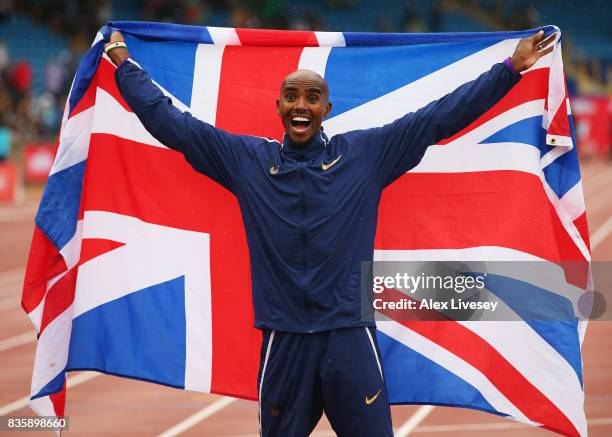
[360,30,555,186]
[106,31,252,191]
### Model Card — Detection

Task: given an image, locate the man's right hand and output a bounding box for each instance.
[106,31,130,67]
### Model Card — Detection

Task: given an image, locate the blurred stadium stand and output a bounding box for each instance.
[0,14,69,94]
[0,0,609,202]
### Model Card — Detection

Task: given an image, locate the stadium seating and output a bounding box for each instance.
[0,15,69,94]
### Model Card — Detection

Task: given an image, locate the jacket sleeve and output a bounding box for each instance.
[361,62,522,186]
[115,59,253,192]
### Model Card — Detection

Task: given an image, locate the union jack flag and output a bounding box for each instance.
[22,22,589,436]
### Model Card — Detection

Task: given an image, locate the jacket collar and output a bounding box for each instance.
[281,130,328,162]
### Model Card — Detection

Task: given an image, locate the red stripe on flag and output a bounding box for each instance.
[548,99,571,139]
[49,383,66,417]
[235,28,318,47]
[22,227,68,314]
[69,72,98,118]
[215,45,305,141]
[574,212,590,252]
[79,238,125,266]
[439,68,549,145]
[96,58,132,112]
[376,171,586,262]
[85,134,260,399]
[86,133,234,231]
[401,319,579,436]
[39,267,77,334]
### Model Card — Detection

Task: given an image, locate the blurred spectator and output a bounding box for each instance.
[403,2,425,33]
[0,122,11,160]
[0,40,9,72]
[290,9,323,32]
[229,4,260,29]
[45,50,71,97]
[428,2,443,32]
[11,61,31,94]
[0,0,11,22]
[32,92,60,135]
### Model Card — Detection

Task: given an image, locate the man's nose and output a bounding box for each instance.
[294,96,307,110]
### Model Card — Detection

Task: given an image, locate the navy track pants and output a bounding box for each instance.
[257,327,393,437]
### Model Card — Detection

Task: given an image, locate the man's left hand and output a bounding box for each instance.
[510,30,556,72]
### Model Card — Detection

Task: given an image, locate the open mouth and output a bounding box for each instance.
[290,116,311,132]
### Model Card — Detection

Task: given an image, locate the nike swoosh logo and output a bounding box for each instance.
[321,154,342,171]
[365,388,382,405]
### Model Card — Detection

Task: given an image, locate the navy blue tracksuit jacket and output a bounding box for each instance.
[116,60,521,334]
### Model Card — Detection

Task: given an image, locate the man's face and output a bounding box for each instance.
[277,70,331,146]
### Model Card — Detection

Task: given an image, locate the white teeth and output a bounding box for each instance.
[292,116,310,122]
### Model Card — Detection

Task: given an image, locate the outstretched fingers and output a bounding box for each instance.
[538,46,554,58]
[536,33,557,51]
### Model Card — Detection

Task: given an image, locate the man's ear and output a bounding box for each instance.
[324,101,332,118]
[276,99,280,115]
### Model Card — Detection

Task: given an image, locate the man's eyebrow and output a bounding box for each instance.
[282,84,323,93]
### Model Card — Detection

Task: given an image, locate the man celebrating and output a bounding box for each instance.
[105,29,553,436]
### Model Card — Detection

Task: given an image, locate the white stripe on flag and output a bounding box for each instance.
[542,182,591,261]
[545,40,566,134]
[459,320,586,436]
[376,320,532,423]
[541,144,572,168]
[558,180,586,222]
[50,105,95,176]
[183,233,213,392]
[30,305,73,397]
[59,219,83,271]
[298,47,332,78]
[190,44,225,124]
[27,296,45,334]
[92,88,166,148]
[208,27,241,46]
[444,100,544,148]
[323,38,521,137]
[414,141,541,175]
[314,31,346,47]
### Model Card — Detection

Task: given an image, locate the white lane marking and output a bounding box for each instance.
[395,405,435,437]
[0,295,20,312]
[0,331,36,352]
[591,215,612,250]
[0,203,37,222]
[0,268,25,287]
[583,165,612,197]
[157,397,237,437]
[0,372,99,416]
